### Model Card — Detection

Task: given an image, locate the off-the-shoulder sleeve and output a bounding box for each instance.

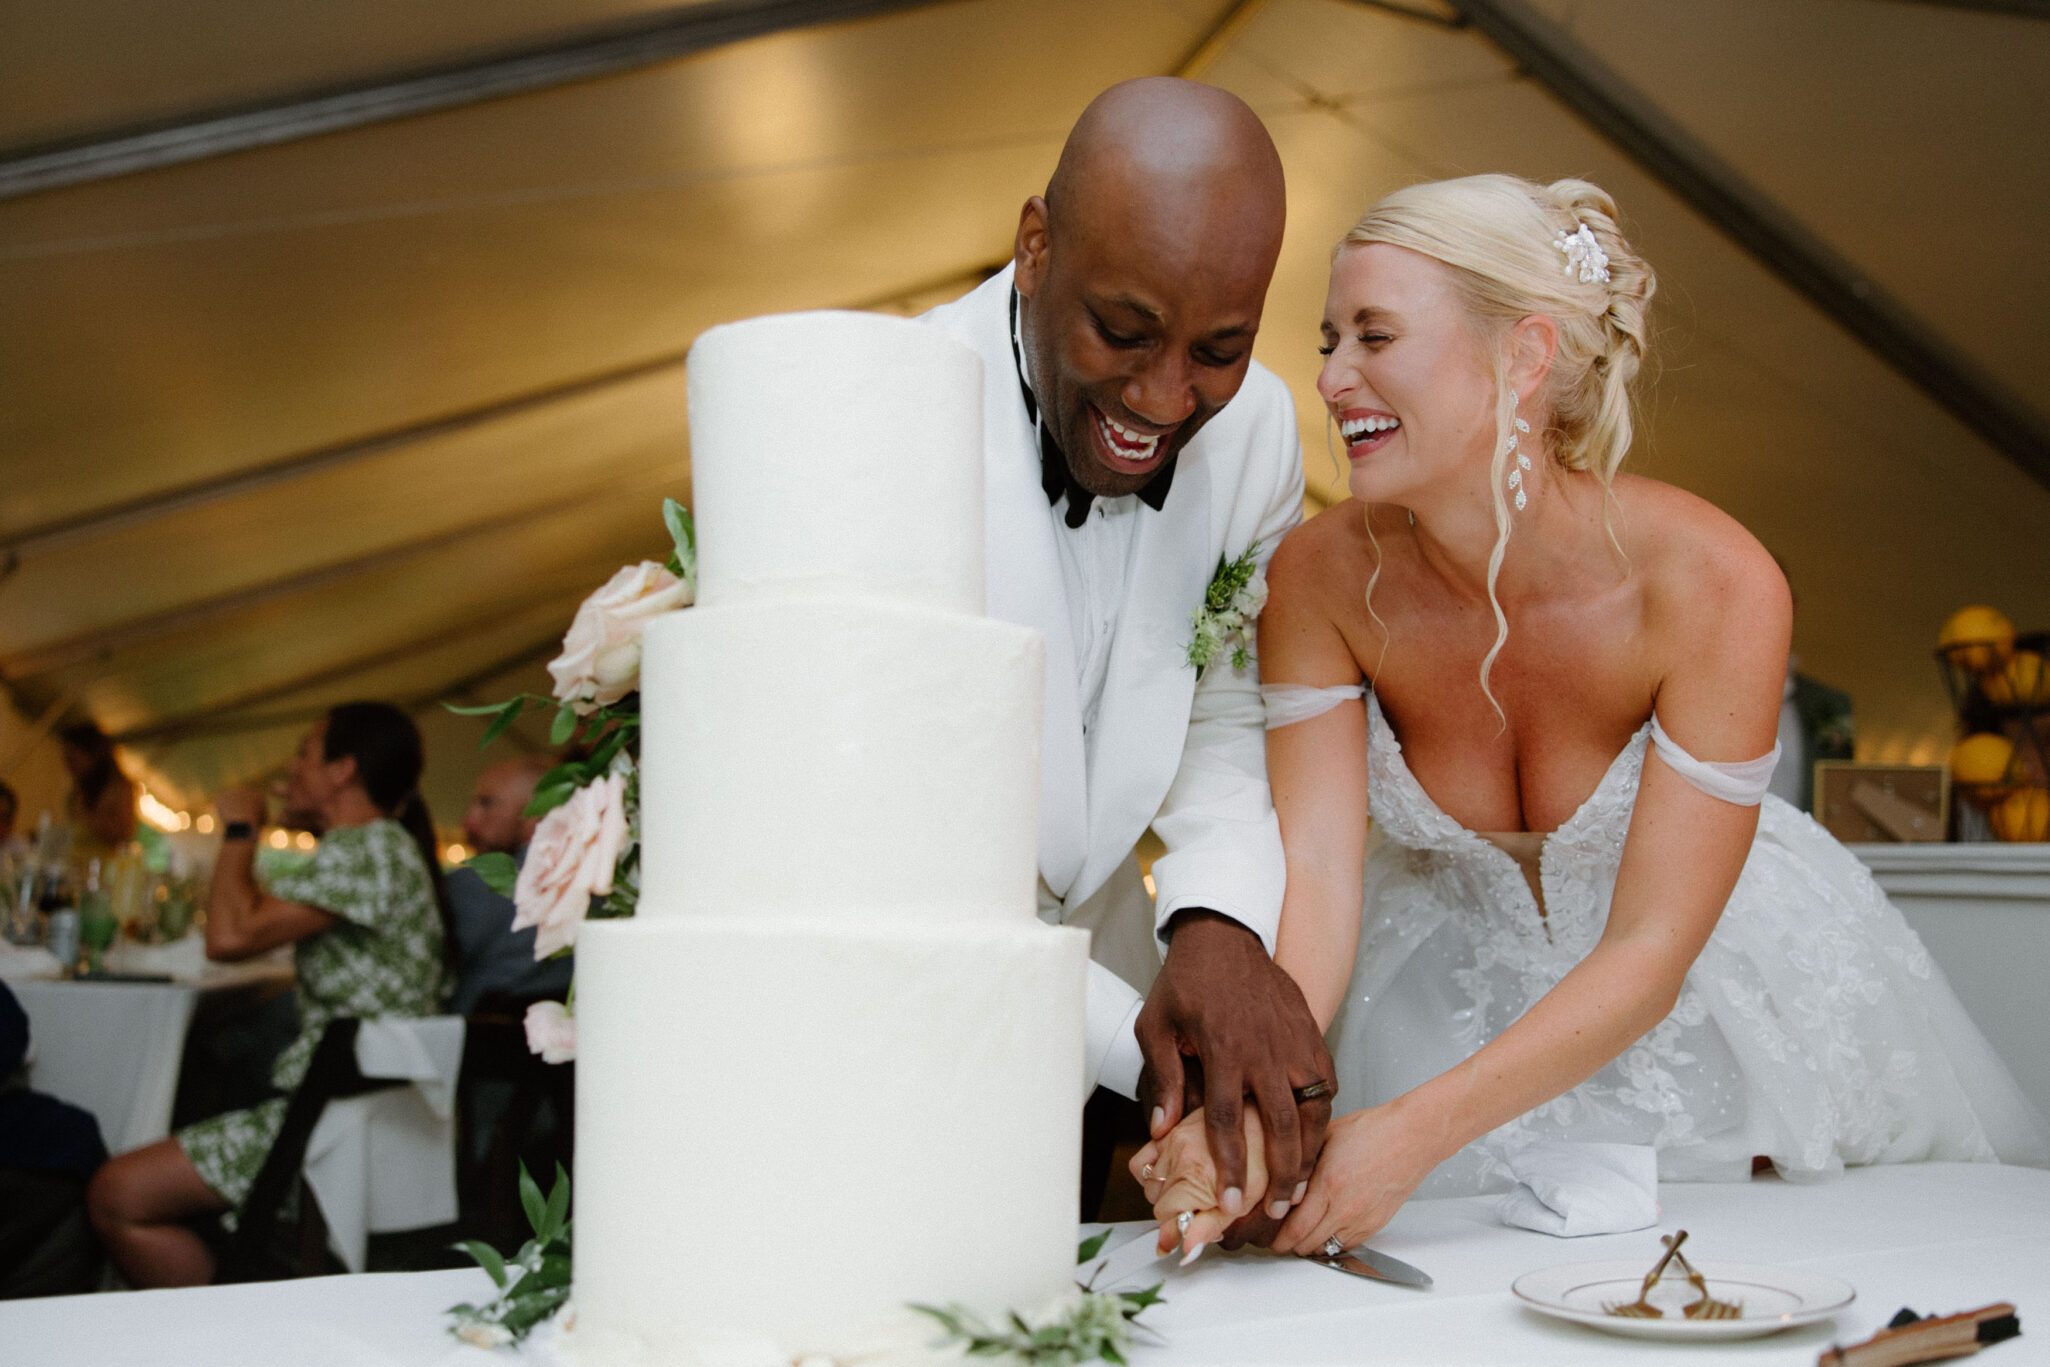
[1648,714,1781,806]
[1261,683,1366,730]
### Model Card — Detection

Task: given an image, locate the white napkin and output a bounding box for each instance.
[0,945,64,982]
[1497,1141,1659,1237]
[302,1015,466,1272]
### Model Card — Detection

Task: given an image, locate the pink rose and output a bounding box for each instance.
[512,773,628,959]
[524,1000,577,1065]
[547,562,692,715]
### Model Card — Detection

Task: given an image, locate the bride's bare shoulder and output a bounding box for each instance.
[1612,475,1789,650]
[1270,498,1381,601]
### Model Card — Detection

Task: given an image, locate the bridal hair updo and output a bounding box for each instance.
[1339,173,1656,717]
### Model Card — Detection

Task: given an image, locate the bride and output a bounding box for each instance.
[1136,173,2049,1260]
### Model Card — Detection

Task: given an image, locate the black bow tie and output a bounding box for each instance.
[1010,287,1177,529]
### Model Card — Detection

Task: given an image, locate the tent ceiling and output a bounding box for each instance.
[2,0,2046,822]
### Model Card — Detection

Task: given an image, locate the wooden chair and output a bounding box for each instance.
[215,1018,399,1282]
[455,997,575,1253]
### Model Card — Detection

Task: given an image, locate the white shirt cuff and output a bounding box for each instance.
[1094,998,1147,1100]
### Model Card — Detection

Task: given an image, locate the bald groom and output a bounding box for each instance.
[923,78,1329,1246]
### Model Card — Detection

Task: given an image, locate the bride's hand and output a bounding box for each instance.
[1272,1099,1439,1255]
[1129,1107,1270,1259]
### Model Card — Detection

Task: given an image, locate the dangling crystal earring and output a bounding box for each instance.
[1505,394,1533,512]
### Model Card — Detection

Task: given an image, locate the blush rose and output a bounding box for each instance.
[511,772,628,959]
[547,562,692,715]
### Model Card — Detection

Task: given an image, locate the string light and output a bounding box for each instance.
[444,842,471,864]
[195,814,216,834]
[267,830,289,849]
[137,790,186,832]
[293,831,316,851]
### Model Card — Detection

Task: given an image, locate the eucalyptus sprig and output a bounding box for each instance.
[447,1163,573,1349]
[911,1233,1164,1366]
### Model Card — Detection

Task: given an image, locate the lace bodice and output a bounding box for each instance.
[1328,696,2047,1194]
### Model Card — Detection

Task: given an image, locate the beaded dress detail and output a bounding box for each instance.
[1329,693,2049,1195]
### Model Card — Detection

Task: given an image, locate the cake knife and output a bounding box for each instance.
[1307,1243,1433,1289]
[1085,1229,1175,1290]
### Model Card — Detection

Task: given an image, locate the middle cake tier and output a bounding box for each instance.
[637,599,1045,923]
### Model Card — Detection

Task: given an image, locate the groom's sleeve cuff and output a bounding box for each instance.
[1096,1000,1147,1100]
[1083,961,1148,1100]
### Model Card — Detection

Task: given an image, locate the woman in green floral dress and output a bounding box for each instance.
[87,702,453,1286]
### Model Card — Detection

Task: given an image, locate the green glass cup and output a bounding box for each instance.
[78,891,117,974]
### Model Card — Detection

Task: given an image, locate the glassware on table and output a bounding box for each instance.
[77,889,117,974]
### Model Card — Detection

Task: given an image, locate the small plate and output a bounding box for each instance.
[1511,1259,1854,1340]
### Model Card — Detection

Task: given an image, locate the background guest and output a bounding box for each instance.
[447,755,572,1015]
[85,701,450,1287]
[58,722,136,857]
[1,980,108,1297]
[0,781,27,867]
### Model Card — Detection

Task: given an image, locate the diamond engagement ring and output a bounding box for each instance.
[1177,1211,1193,1238]
[1141,1162,1155,1180]
[1322,1237,1345,1258]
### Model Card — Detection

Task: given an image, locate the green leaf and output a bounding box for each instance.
[1101,1345,1128,1365]
[1119,1283,1165,1312]
[540,1166,571,1243]
[442,700,511,716]
[455,1239,508,1289]
[550,700,580,746]
[1076,1229,1111,1263]
[476,697,526,751]
[464,851,519,897]
[582,723,630,775]
[518,1164,547,1235]
[663,498,697,582]
[523,779,578,819]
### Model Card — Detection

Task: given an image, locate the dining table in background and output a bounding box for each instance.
[8,938,293,1153]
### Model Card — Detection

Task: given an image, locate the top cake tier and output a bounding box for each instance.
[686,310,986,616]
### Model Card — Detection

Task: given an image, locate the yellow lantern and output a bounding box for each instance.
[1983,650,2050,707]
[1938,605,2016,673]
[1990,787,2050,842]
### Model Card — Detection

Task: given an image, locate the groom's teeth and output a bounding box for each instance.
[1098,411,1160,456]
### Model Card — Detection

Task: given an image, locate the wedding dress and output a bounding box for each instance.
[1267,686,2050,1197]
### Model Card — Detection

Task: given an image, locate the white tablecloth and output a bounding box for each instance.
[9,944,293,1152]
[8,1163,2047,1366]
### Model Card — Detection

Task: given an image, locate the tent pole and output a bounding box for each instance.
[0,0,960,201]
[1442,0,2050,492]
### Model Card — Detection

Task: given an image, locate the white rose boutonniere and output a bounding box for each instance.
[1187,542,1267,677]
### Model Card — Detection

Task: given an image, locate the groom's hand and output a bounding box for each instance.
[1135,909,1334,1249]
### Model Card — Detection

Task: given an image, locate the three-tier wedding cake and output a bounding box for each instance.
[571,311,1089,1363]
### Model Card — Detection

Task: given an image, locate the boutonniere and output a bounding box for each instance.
[1187,542,1267,677]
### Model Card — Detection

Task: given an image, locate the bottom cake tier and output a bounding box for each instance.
[570,913,1089,1362]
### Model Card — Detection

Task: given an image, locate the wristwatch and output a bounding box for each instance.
[222,820,256,842]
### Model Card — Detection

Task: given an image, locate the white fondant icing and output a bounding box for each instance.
[637,602,1044,925]
[575,308,1086,1364]
[573,916,1087,1357]
[686,311,986,615]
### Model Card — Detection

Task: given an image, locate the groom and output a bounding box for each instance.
[923,78,1330,1245]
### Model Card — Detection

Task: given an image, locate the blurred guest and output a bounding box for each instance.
[86,701,450,1287]
[0,781,26,865]
[58,721,137,855]
[448,756,572,1015]
[1,980,108,1297]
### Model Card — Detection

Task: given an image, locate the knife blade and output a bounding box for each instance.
[1086,1229,1174,1290]
[1308,1244,1433,1289]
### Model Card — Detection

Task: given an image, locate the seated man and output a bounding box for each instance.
[447,756,572,1015]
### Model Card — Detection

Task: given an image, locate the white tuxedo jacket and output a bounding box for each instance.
[923,266,1302,1094]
